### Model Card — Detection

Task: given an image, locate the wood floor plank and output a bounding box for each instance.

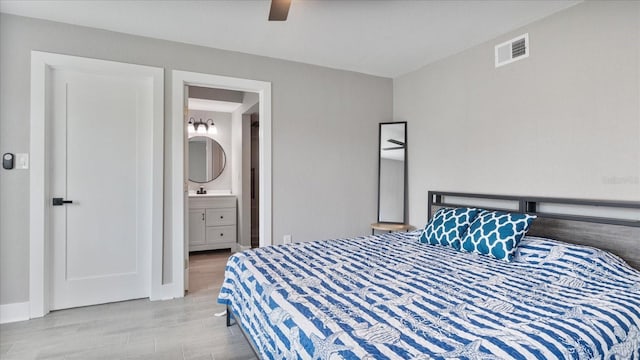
[0,249,258,360]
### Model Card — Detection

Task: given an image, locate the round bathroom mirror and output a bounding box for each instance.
[188,136,226,183]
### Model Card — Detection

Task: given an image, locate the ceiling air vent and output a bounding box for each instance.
[495,33,529,68]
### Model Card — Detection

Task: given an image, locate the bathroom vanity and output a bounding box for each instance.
[188,194,237,252]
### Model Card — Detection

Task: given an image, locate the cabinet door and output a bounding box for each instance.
[188,209,206,247]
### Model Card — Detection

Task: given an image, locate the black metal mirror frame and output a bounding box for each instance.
[188,136,227,183]
[377,121,407,224]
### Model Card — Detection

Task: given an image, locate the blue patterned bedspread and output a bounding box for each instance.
[218,232,640,359]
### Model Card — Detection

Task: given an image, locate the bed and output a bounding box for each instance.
[218,192,640,359]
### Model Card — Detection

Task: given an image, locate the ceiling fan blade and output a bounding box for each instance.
[387,139,405,146]
[269,0,291,21]
[383,146,405,150]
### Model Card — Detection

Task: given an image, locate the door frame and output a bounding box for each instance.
[29,51,165,318]
[170,70,272,297]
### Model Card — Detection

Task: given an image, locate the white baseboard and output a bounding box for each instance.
[237,244,251,252]
[0,301,30,324]
[150,283,184,301]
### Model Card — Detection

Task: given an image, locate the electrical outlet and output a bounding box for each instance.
[283,234,292,244]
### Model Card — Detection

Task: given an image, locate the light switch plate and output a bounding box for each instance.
[16,153,29,169]
[283,235,292,244]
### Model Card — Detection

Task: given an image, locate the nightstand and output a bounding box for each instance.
[371,223,414,235]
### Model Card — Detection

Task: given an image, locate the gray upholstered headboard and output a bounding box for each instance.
[428,191,640,270]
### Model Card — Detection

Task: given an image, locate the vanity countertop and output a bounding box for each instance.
[188,192,235,198]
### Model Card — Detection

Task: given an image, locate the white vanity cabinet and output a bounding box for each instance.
[189,195,237,252]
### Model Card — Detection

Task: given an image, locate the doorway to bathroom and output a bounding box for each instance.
[171,70,271,298]
[184,85,261,294]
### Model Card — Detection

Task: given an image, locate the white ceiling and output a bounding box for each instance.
[0,0,581,78]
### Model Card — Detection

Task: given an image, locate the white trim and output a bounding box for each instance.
[0,302,30,324]
[237,244,252,252]
[29,51,165,318]
[29,51,48,318]
[148,60,166,302]
[171,70,272,298]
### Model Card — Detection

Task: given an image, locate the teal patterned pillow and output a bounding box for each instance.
[419,207,481,250]
[460,211,537,262]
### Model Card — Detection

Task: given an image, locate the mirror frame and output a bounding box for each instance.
[377,121,407,224]
[188,136,227,183]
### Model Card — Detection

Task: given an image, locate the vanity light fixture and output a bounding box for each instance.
[207,119,218,135]
[197,123,208,135]
[188,117,218,136]
[187,117,196,134]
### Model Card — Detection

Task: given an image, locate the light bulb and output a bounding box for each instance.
[208,124,218,135]
[188,123,196,134]
[197,124,207,135]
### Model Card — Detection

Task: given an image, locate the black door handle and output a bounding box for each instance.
[52,198,73,206]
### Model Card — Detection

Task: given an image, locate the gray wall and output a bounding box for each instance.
[231,93,259,248]
[0,14,392,305]
[394,1,640,228]
[188,86,244,104]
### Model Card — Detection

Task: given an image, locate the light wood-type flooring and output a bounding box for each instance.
[0,250,257,360]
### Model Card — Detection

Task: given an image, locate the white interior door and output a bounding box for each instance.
[49,67,153,310]
[184,85,190,293]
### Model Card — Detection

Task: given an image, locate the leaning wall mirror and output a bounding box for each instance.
[188,136,226,183]
[377,122,407,224]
